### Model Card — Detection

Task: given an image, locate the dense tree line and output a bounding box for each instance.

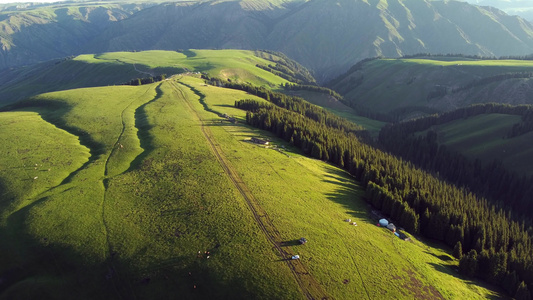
[388,106,440,121]
[234,98,533,299]
[255,50,316,85]
[348,103,398,123]
[380,103,533,136]
[234,95,369,141]
[282,83,343,101]
[234,99,273,112]
[202,74,369,139]
[400,53,533,61]
[401,53,498,60]
[339,102,433,123]
[124,74,166,86]
[256,64,308,85]
[379,103,533,219]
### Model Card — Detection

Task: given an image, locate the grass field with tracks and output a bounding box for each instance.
[172,76,502,299]
[0,52,505,299]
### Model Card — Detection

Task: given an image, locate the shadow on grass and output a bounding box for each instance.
[178,81,222,117]
[0,191,263,299]
[0,178,13,220]
[321,163,371,224]
[4,99,105,185]
[0,195,117,298]
[428,262,457,277]
[193,62,215,73]
[427,262,507,299]
[214,104,236,109]
[126,83,164,173]
[426,251,453,262]
[181,50,196,58]
[280,240,304,247]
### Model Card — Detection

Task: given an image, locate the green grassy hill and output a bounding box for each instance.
[0,50,505,299]
[0,49,298,106]
[330,57,533,121]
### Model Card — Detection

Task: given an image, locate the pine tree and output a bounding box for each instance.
[502,271,519,295]
[515,281,531,300]
[400,205,419,234]
[453,241,463,259]
[459,249,478,277]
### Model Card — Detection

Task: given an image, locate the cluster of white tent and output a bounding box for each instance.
[378,219,396,232]
[378,219,406,239]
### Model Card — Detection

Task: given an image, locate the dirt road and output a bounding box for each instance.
[168,80,329,300]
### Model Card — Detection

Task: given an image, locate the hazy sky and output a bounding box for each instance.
[462,0,533,7]
[0,0,66,3]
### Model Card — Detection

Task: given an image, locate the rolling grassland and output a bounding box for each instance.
[332,57,533,120]
[170,76,502,299]
[0,82,302,299]
[0,50,289,106]
[0,56,505,298]
[84,50,291,87]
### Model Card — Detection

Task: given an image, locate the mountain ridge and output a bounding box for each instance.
[1,0,533,80]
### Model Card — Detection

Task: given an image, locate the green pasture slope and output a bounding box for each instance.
[0,51,502,299]
[333,57,533,118]
[0,82,302,299]
[420,113,533,176]
[1,48,383,132]
[0,49,290,106]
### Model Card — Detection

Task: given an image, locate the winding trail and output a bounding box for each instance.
[133,63,155,77]
[99,85,162,300]
[168,80,329,300]
[104,86,154,177]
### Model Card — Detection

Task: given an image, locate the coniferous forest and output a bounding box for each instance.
[379,103,533,219]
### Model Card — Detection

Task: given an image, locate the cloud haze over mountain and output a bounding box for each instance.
[461,0,533,20]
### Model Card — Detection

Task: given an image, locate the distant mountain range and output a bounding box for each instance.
[2,0,533,81]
